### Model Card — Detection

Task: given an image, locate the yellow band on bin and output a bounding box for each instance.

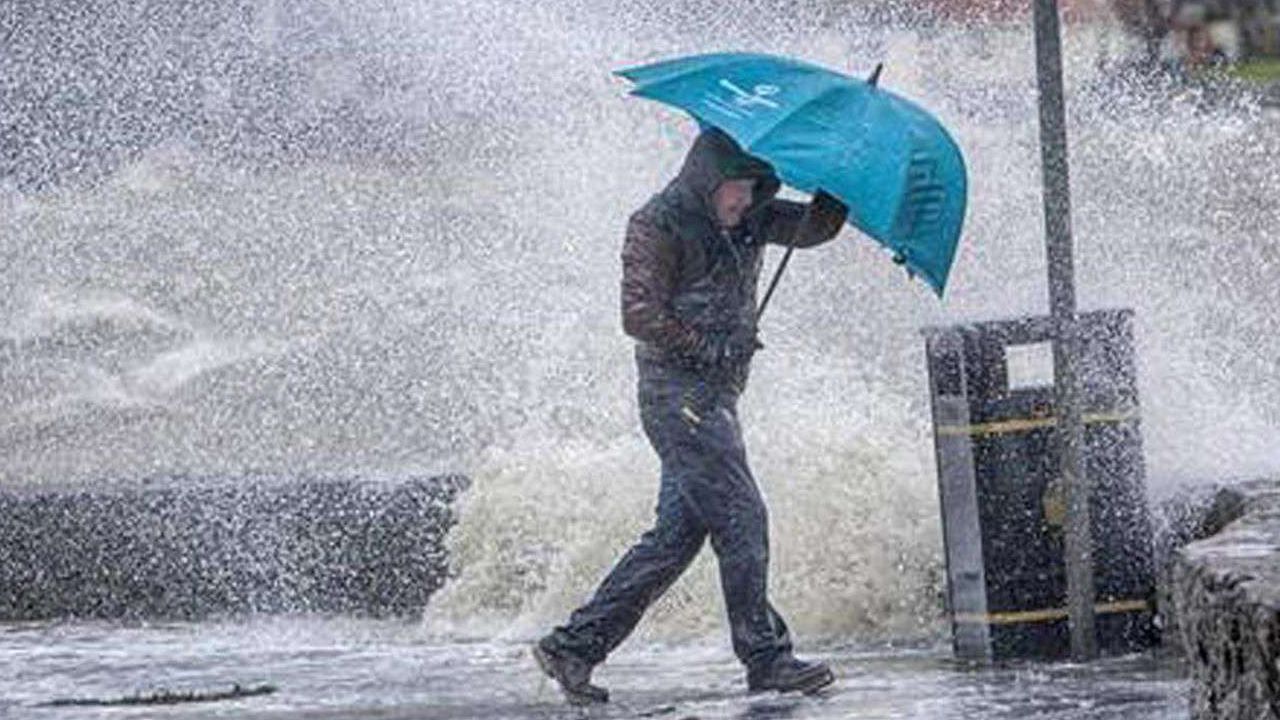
[953,598,1152,626]
[937,411,1138,438]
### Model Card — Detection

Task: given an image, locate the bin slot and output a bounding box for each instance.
[1005,341,1055,391]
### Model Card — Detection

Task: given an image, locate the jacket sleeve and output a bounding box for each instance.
[620,213,703,356]
[757,190,848,249]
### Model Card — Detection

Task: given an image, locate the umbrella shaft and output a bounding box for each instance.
[756,243,796,322]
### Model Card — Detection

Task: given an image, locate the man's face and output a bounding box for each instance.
[711,178,755,229]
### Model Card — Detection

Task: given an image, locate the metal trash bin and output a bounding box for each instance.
[923,309,1158,661]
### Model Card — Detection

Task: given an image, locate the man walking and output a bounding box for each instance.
[535,128,848,704]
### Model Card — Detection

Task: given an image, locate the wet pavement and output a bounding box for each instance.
[1,617,1189,719]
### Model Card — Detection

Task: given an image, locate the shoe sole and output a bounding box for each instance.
[531,645,608,706]
[799,667,836,694]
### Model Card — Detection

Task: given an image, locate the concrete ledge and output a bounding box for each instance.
[1172,479,1280,720]
[0,475,468,621]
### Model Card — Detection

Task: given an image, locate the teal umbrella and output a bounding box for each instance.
[616,52,967,297]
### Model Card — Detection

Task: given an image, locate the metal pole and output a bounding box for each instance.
[1031,0,1098,660]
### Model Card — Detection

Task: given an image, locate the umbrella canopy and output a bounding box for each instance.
[616,52,967,296]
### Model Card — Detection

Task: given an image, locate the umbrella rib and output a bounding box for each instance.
[621,56,763,94]
[737,83,853,179]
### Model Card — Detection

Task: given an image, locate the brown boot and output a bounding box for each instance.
[747,655,835,694]
[532,637,609,705]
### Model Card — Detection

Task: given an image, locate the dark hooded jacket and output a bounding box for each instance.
[621,128,847,388]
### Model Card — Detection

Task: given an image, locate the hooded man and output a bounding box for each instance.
[534,128,849,704]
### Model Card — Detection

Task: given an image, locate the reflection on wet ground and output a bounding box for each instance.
[1,618,1187,719]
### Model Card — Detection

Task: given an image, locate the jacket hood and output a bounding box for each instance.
[664,128,781,225]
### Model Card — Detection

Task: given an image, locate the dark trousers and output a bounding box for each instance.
[548,361,792,670]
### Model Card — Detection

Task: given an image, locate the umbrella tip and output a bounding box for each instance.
[867,63,884,87]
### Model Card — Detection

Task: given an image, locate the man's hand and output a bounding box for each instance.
[811,189,848,221]
[780,189,848,249]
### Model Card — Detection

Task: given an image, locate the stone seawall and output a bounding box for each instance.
[1171,479,1280,720]
[0,475,468,620]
